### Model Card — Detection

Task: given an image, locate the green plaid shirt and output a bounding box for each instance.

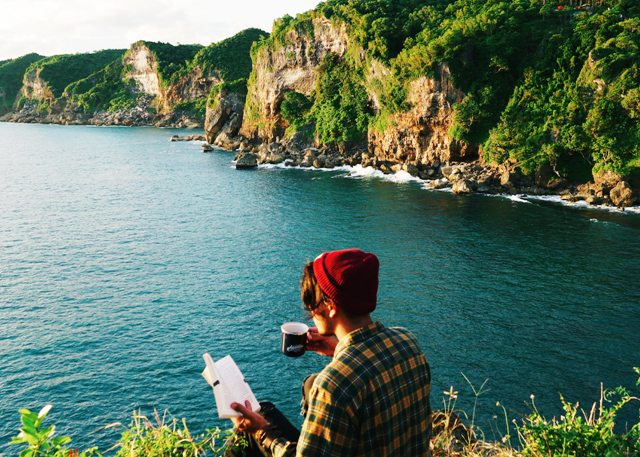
[267,321,432,456]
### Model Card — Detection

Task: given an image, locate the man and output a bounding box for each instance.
[228,248,432,456]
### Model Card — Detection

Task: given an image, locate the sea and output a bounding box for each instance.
[1,122,639,453]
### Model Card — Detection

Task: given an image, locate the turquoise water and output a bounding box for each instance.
[1,123,639,452]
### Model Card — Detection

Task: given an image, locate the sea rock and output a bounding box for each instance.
[452,179,474,194]
[236,152,258,169]
[425,178,449,190]
[403,163,420,177]
[266,153,285,164]
[610,181,636,208]
[313,157,325,169]
[171,134,206,142]
[201,143,213,152]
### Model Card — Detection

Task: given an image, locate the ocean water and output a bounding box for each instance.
[1,123,639,453]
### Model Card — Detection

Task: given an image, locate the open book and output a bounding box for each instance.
[202,353,261,419]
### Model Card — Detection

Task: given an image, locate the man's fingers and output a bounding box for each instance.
[231,401,251,416]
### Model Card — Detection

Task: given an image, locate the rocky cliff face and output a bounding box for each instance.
[239,16,473,168]
[368,67,476,167]
[123,43,220,116]
[165,66,220,109]
[21,68,55,105]
[123,43,164,111]
[240,17,350,141]
[205,90,245,146]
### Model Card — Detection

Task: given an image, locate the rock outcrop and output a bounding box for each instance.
[240,17,350,141]
[368,67,476,167]
[205,90,245,145]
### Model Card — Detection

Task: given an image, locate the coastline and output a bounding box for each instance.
[3,118,638,214]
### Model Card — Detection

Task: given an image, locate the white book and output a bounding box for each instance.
[202,353,261,419]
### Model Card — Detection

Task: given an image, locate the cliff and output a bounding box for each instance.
[1,29,266,128]
[222,0,639,207]
[0,53,44,113]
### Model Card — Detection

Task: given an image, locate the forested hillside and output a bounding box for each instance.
[244,0,639,183]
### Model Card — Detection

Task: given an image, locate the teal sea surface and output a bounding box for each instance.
[1,123,639,452]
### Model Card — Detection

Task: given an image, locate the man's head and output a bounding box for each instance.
[301,249,379,333]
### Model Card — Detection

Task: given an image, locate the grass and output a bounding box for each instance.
[9,368,640,456]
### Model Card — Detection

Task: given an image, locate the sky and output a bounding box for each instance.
[0,0,323,61]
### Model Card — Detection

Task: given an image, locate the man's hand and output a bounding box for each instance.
[230,400,269,434]
[306,327,338,357]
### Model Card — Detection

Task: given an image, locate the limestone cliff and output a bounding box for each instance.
[122,43,164,111]
[239,16,472,168]
[368,68,476,167]
[240,16,350,141]
[21,68,55,107]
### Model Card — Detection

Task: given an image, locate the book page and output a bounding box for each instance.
[202,353,260,419]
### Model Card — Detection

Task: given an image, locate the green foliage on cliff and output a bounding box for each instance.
[139,42,202,88]
[266,0,639,180]
[311,54,373,145]
[281,91,313,134]
[25,50,125,99]
[64,60,137,114]
[174,97,208,118]
[0,53,45,112]
[318,0,430,61]
[191,29,269,82]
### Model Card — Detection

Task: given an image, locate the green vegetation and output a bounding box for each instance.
[0,53,45,112]
[190,29,268,82]
[10,406,242,457]
[280,91,313,136]
[174,98,208,118]
[64,60,137,114]
[10,370,640,456]
[258,0,639,181]
[139,42,202,88]
[310,54,372,145]
[25,50,124,99]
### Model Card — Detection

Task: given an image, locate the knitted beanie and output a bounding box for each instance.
[312,248,379,315]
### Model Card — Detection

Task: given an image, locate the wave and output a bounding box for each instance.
[253,160,640,214]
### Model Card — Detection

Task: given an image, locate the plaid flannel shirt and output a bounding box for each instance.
[265,321,431,457]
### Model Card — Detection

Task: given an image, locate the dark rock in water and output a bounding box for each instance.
[236,152,258,169]
[202,143,214,152]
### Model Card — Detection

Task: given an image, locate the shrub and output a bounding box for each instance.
[9,406,241,457]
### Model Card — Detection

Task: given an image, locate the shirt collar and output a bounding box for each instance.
[334,321,385,358]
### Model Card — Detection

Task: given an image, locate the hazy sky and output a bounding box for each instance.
[0,0,322,61]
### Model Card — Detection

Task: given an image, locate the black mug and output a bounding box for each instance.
[281,322,309,357]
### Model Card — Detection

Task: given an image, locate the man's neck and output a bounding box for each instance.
[334,314,374,342]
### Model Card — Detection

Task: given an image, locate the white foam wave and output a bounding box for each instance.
[482,193,532,204]
[254,160,640,214]
[343,165,423,184]
[526,194,640,214]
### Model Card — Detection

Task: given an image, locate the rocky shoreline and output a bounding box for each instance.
[0,105,202,129]
[2,115,636,210]
[188,131,638,211]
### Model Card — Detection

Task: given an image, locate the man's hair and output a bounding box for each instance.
[301,261,326,314]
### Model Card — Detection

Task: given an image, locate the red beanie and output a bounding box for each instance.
[312,249,379,315]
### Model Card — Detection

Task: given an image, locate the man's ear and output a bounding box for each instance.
[327,300,337,318]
